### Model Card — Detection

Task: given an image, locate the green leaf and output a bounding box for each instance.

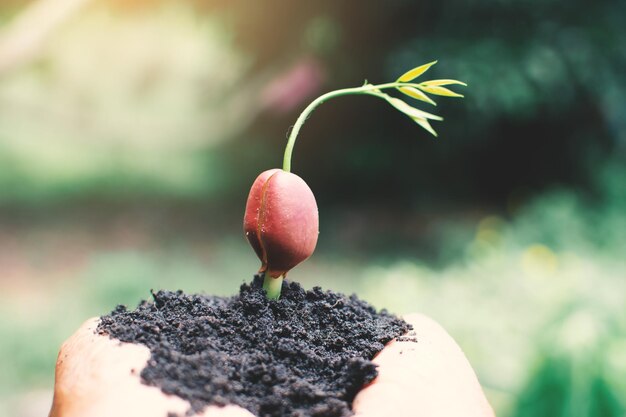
[413,117,438,137]
[387,96,440,136]
[397,86,437,106]
[420,79,467,87]
[417,85,464,98]
[387,97,443,121]
[397,60,438,82]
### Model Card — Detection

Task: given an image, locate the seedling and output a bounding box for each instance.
[244,61,466,299]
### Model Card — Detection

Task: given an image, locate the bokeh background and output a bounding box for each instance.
[0,0,625,416]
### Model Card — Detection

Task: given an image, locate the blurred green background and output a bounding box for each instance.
[0,0,624,416]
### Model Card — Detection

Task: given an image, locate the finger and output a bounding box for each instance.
[50,318,254,417]
[353,313,494,417]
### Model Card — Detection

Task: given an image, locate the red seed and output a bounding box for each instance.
[243,169,319,278]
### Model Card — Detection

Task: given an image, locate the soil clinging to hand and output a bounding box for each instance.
[98,276,411,417]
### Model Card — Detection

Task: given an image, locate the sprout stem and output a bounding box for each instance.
[282,81,436,172]
[262,273,284,300]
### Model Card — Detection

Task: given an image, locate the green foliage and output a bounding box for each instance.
[513,310,625,417]
[0,5,249,203]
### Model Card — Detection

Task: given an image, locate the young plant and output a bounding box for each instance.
[244,61,466,299]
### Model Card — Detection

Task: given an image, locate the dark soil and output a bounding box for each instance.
[97,275,411,417]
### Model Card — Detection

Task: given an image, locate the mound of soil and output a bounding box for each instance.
[97,275,411,417]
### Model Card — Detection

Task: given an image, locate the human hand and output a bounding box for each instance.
[49,317,253,417]
[353,313,494,417]
[49,314,494,417]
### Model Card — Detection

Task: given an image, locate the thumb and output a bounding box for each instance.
[353,313,494,417]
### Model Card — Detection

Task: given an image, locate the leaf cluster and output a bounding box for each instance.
[367,61,466,137]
